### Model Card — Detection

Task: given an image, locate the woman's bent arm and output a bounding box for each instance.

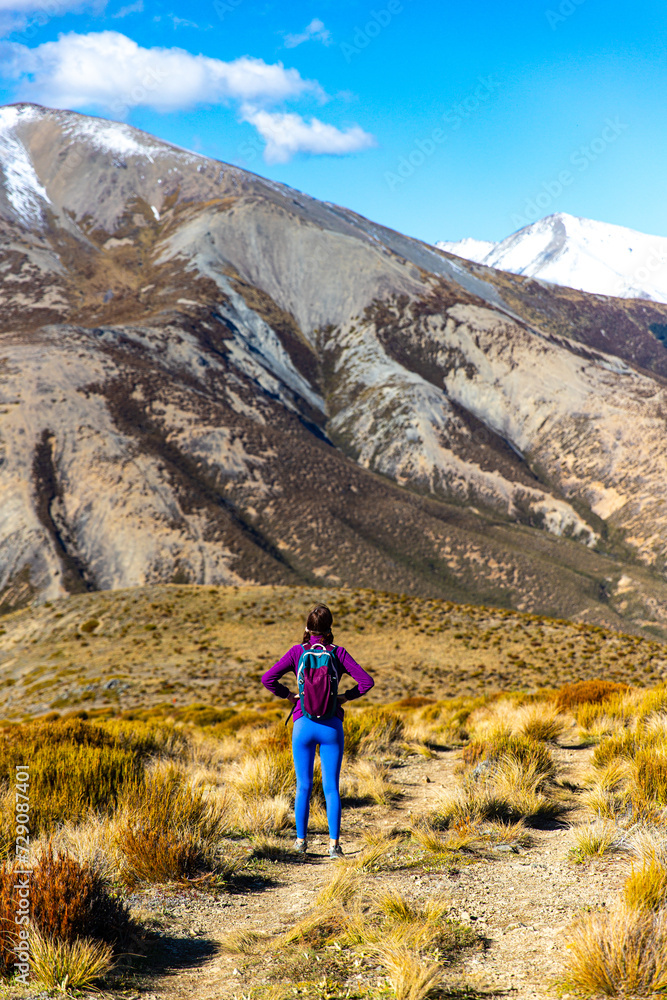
[337,647,374,701]
[261,645,300,699]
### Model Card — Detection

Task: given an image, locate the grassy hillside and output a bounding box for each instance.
[0,584,665,720]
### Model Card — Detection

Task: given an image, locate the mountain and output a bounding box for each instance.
[437,213,667,303]
[3,104,667,637]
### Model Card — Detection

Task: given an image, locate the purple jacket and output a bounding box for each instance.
[261,635,374,721]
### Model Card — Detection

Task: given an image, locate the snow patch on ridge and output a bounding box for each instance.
[0,106,51,225]
[60,115,200,165]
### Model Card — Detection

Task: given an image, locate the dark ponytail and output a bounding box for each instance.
[302,603,334,644]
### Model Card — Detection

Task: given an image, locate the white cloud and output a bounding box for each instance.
[241,107,376,163]
[1,29,376,164]
[284,17,332,48]
[7,30,324,112]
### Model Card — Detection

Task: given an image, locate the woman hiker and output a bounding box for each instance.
[261,603,374,858]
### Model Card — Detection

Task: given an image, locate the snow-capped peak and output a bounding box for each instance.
[436,212,667,303]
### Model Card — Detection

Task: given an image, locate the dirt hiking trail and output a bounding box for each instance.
[131,742,623,1000]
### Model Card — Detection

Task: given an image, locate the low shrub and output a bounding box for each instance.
[117,765,234,887]
[0,720,143,842]
[0,845,131,975]
[556,680,630,712]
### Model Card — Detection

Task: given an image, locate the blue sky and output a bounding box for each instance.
[0,0,666,244]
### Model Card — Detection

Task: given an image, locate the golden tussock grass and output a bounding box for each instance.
[465,698,568,746]
[235,794,293,835]
[582,761,631,819]
[278,905,348,947]
[343,707,405,759]
[623,854,667,911]
[562,905,667,996]
[461,731,556,780]
[410,822,478,856]
[249,835,296,861]
[29,930,114,991]
[432,752,563,829]
[316,866,364,907]
[227,748,295,800]
[485,818,532,847]
[341,759,400,805]
[569,821,627,863]
[350,833,403,872]
[372,942,444,1000]
[220,928,268,954]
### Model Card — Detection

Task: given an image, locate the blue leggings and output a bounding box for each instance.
[292,716,344,840]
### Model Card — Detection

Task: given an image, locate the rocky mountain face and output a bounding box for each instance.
[2,104,667,635]
[437,212,667,303]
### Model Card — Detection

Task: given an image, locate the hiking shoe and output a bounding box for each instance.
[294,838,307,854]
[329,844,344,859]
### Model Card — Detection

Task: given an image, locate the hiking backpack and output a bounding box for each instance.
[296,643,339,720]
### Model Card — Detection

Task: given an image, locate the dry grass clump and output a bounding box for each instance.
[351,833,403,872]
[395,696,484,747]
[341,759,400,805]
[249,836,296,861]
[465,697,568,746]
[343,707,405,759]
[29,930,114,992]
[570,821,627,863]
[279,905,349,948]
[462,732,556,780]
[228,747,295,800]
[219,928,267,954]
[316,866,364,907]
[561,904,667,996]
[624,854,667,911]
[582,762,631,819]
[372,942,444,1000]
[432,748,563,829]
[410,823,476,856]
[575,691,643,736]
[235,793,293,835]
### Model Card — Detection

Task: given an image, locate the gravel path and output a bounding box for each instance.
[130,742,626,1000]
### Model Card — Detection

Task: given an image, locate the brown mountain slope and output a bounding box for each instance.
[1,104,667,635]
